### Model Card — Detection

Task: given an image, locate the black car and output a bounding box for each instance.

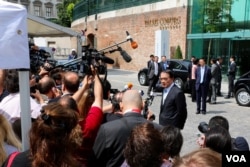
[138,59,191,91]
[234,71,250,106]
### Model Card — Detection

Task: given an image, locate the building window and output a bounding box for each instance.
[46,7,52,17]
[34,6,41,17]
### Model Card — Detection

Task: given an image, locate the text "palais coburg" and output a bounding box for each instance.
[145,16,181,30]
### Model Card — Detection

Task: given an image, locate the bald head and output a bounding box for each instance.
[121,90,142,112]
[38,76,55,93]
[62,72,79,94]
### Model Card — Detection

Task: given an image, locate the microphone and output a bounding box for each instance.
[122,82,133,92]
[126,31,138,49]
[119,47,132,62]
[100,55,115,64]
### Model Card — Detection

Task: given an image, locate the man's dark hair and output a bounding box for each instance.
[208,116,229,131]
[161,69,174,79]
[230,56,236,61]
[5,69,19,93]
[150,54,154,58]
[211,58,217,64]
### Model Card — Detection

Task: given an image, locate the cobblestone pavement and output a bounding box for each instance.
[106,69,250,155]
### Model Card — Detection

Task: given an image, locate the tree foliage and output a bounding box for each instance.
[204,0,235,33]
[55,0,79,27]
[174,45,183,59]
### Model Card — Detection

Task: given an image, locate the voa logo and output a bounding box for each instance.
[226,155,247,163]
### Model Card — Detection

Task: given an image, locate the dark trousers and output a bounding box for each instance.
[217,79,222,95]
[148,75,158,94]
[190,79,196,101]
[228,75,235,97]
[196,84,208,112]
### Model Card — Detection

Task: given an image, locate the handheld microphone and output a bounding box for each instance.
[126,31,138,49]
[119,48,132,62]
[122,83,133,92]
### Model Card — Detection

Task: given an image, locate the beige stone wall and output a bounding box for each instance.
[72,7,187,71]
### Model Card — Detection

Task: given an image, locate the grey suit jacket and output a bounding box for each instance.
[210,63,220,84]
[147,61,155,79]
[159,85,187,129]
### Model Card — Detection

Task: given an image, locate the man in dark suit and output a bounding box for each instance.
[195,58,212,114]
[225,56,237,99]
[159,70,187,129]
[147,54,155,68]
[147,55,159,95]
[92,90,161,167]
[207,58,220,104]
[159,55,169,72]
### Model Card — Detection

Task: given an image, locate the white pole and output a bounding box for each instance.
[18,70,31,151]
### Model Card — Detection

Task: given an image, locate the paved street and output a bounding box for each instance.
[106,68,250,155]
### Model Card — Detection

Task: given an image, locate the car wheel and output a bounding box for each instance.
[174,77,184,90]
[138,72,148,86]
[236,88,250,106]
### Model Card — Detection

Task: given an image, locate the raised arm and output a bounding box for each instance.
[91,67,103,109]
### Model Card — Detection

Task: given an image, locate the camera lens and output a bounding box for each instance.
[198,122,209,133]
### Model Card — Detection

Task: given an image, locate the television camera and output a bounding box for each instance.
[143,90,156,121]
[29,43,56,74]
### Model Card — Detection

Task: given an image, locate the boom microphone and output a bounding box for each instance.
[126,31,138,49]
[119,47,132,62]
[122,83,133,92]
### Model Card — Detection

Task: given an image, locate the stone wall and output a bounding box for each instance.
[72,7,188,71]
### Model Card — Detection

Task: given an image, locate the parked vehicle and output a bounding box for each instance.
[234,71,250,106]
[138,59,191,92]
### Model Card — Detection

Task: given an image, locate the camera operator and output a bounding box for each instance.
[0,70,41,123]
[102,91,124,123]
[197,116,249,151]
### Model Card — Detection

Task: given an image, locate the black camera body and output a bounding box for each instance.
[29,43,55,74]
[81,47,107,75]
[198,121,209,133]
[143,96,155,120]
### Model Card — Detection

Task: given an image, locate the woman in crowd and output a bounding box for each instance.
[2,103,81,167]
[173,148,221,167]
[161,125,183,166]
[204,125,232,153]
[122,122,166,167]
[0,115,22,166]
[72,66,103,166]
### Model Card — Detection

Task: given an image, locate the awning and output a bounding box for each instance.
[27,14,82,55]
[27,14,80,37]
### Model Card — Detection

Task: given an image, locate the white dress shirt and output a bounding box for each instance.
[0,93,41,123]
[162,83,175,103]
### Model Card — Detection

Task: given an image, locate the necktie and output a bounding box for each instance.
[162,89,168,103]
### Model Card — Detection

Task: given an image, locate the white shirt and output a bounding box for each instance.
[162,83,175,103]
[154,62,158,76]
[200,66,205,83]
[0,93,41,123]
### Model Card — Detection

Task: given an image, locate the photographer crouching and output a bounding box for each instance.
[197,116,249,152]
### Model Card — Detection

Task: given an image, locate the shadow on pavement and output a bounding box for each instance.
[207,110,227,114]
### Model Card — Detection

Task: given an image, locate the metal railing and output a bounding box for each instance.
[73,0,164,21]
